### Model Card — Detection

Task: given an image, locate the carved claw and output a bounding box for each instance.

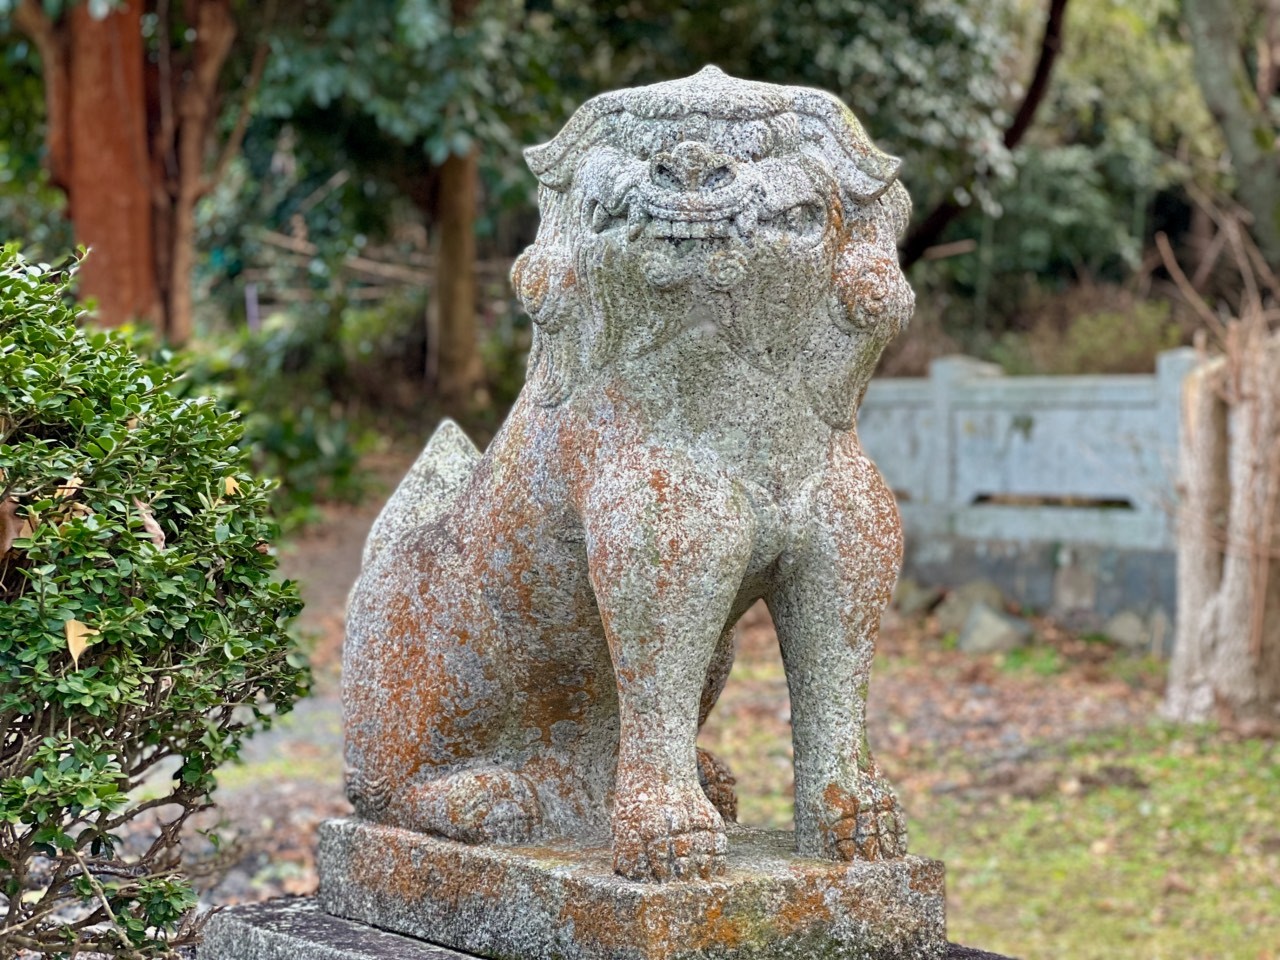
[612,782,727,881]
[817,782,908,862]
[412,768,543,845]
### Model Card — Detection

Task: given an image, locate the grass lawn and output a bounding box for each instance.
[699,607,1280,960]
[915,726,1280,959]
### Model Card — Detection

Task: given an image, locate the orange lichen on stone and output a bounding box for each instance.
[320,821,947,960]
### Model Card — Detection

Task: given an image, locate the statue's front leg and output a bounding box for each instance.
[769,452,907,862]
[583,458,755,881]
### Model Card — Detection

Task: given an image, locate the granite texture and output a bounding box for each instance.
[343,64,917,887]
[317,818,946,960]
[198,899,1015,960]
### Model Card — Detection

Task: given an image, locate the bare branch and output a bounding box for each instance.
[1155,231,1227,340]
[205,19,273,193]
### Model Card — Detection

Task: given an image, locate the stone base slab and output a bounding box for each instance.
[316,818,947,960]
[199,897,470,959]
[198,900,1018,960]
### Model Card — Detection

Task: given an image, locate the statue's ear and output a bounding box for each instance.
[803,184,915,429]
[525,95,625,191]
[511,194,587,407]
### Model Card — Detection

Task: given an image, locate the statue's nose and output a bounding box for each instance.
[650,141,737,193]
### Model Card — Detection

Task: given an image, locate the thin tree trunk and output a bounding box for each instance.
[1165,335,1280,722]
[163,0,236,345]
[65,0,161,328]
[1184,0,1280,266]
[900,0,1069,268]
[435,148,484,408]
[13,1,70,191]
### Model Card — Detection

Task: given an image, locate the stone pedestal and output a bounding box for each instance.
[302,818,946,960]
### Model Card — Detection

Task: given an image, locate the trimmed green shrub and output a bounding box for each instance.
[0,246,307,958]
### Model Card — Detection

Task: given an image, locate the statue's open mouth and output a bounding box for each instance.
[587,196,747,243]
[640,214,738,241]
[587,190,824,249]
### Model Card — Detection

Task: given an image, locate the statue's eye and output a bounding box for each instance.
[759,202,826,244]
[785,204,823,232]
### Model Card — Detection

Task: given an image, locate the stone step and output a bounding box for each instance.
[199,898,1017,960]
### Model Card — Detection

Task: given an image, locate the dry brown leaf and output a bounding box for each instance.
[134,498,166,549]
[1161,871,1193,896]
[64,619,101,668]
[224,476,241,496]
[0,498,20,554]
[56,476,83,499]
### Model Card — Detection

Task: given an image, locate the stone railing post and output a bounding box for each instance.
[1155,347,1199,522]
[925,355,1002,518]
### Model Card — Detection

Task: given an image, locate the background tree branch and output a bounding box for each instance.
[12,0,70,189]
[900,0,1069,269]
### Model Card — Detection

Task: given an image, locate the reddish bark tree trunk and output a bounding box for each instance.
[65,0,161,328]
[15,0,243,343]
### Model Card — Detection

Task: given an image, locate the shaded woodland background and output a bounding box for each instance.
[3,0,1279,469]
[3,4,1280,958]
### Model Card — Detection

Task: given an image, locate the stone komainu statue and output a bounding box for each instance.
[344,66,915,883]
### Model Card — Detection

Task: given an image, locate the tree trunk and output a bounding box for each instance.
[65,0,162,328]
[434,148,484,409]
[1164,334,1280,722]
[17,0,244,343]
[162,0,236,345]
[1183,0,1280,266]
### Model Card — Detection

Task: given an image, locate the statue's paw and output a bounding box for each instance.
[696,747,738,823]
[415,767,543,844]
[816,780,908,861]
[612,783,727,882]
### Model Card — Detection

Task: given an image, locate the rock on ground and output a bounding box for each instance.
[936,580,1006,636]
[958,602,1033,654]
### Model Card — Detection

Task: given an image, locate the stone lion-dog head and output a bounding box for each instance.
[512,64,913,427]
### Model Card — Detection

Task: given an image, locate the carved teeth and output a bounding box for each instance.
[628,208,651,241]
[591,202,611,233]
[637,215,739,240]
